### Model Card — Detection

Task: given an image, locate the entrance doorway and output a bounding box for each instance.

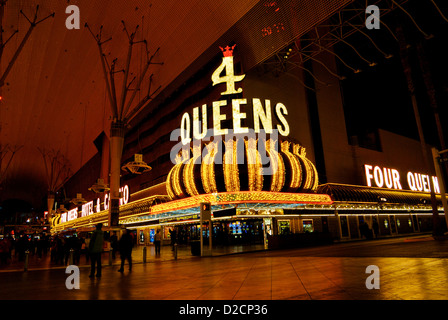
[339,215,350,238]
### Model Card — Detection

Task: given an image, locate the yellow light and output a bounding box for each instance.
[201,142,218,194]
[224,139,240,192]
[213,100,228,135]
[253,99,273,134]
[232,99,249,134]
[281,141,302,191]
[151,191,333,215]
[183,145,201,197]
[293,144,318,191]
[166,164,178,199]
[193,104,208,140]
[169,137,320,199]
[173,159,188,199]
[245,138,263,191]
[275,102,290,136]
[266,139,285,192]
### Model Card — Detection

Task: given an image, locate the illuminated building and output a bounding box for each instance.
[53,0,448,247]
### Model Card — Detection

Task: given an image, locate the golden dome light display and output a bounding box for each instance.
[166,138,319,200]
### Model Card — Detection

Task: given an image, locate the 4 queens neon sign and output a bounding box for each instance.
[59,185,129,223]
[176,44,290,147]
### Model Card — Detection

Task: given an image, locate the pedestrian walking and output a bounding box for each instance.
[117,229,133,273]
[0,236,12,265]
[84,235,91,263]
[170,228,177,251]
[16,234,28,262]
[73,235,82,265]
[0,238,8,265]
[154,229,162,255]
[56,236,65,265]
[36,237,42,259]
[89,223,104,278]
[372,220,379,238]
[110,231,118,260]
[63,236,72,265]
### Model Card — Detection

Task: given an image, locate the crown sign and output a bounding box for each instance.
[219,44,236,57]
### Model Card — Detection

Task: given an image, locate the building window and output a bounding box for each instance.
[278,220,291,235]
[302,220,314,233]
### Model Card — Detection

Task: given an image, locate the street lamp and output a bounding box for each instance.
[88,178,110,194]
[121,154,152,175]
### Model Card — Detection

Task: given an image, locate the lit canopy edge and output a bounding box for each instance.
[51,191,332,232]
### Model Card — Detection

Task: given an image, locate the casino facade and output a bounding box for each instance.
[51,0,448,249]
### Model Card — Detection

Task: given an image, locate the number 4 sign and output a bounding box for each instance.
[212,45,245,95]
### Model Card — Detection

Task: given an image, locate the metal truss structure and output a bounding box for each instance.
[260,0,448,86]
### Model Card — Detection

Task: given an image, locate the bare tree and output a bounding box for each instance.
[38,148,72,220]
[0,3,54,87]
[85,17,163,227]
[0,2,54,195]
[0,144,22,186]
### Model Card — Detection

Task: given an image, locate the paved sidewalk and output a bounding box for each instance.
[0,243,265,272]
[0,236,447,301]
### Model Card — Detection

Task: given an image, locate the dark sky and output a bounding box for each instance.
[336,0,448,150]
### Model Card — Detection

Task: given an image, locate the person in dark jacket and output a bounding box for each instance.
[89,223,104,278]
[110,231,118,260]
[118,229,133,273]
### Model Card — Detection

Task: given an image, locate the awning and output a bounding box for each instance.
[317,183,446,206]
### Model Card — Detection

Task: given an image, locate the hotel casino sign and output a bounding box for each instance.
[52,185,129,226]
[167,45,319,200]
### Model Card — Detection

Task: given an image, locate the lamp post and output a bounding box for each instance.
[109,121,125,227]
[396,26,442,236]
[432,148,448,230]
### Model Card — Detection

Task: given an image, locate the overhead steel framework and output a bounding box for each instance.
[261,0,415,83]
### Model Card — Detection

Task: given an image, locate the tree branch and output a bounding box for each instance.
[0,5,54,87]
[118,22,139,120]
[85,23,118,118]
[121,46,163,119]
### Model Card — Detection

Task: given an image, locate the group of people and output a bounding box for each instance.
[1,226,174,274]
[87,223,134,278]
[0,233,51,265]
[50,234,84,265]
[0,236,13,265]
[359,220,380,239]
[0,225,137,276]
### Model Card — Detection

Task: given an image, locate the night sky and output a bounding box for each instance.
[336,0,448,151]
